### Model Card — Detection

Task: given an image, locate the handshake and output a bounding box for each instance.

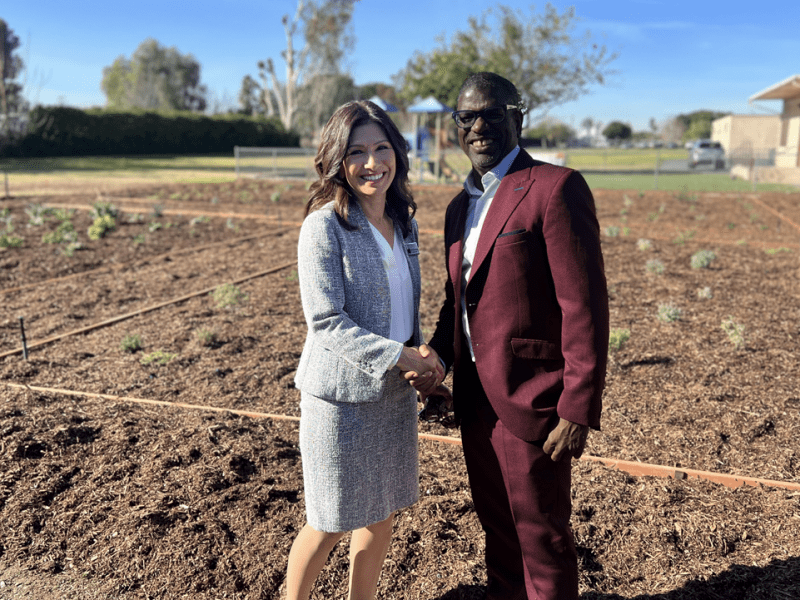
[395,344,445,397]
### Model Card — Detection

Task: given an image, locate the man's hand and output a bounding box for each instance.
[543,418,589,462]
[402,344,444,395]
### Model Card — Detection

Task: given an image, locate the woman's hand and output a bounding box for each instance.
[400,345,444,395]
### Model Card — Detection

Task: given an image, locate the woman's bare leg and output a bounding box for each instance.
[347,513,394,600]
[286,523,345,600]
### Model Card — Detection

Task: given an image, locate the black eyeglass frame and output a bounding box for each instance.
[451,104,520,129]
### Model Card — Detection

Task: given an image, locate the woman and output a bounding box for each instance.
[287,101,443,600]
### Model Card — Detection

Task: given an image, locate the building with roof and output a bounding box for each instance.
[712,74,800,185]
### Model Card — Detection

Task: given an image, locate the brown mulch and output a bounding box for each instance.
[1,180,799,599]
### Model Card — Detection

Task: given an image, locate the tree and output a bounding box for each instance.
[295,73,356,141]
[101,38,207,111]
[674,110,729,141]
[524,118,575,146]
[248,0,359,133]
[394,4,616,123]
[0,19,25,136]
[602,121,632,142]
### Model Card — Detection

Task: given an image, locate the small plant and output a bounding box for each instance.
[270,190,281,203]
[42,220,77,244]
[151,204,164,218]
[140,350,177,366]
[239,190,253,203]
[0,227,23,248]
[674,187,696,203]
[25,203,51,227]
[226,218,239,231]
[765,247,791,255]
[196,328,218,347]
[636,238,653,252]
[286,269,299,281]
[90,201,119,220]
[190,215,210,226]
[212,283,248,308]
[62,241,84,257]
[133,233,146,245]
[657,303,682,323]
[0,207,11,225]
[721,317,745,350]
[645,258,665,275]
[609,328,631,352]
[52,207,75,222]
[690,249,716,269]
[673,229,696,245]
[697,286,713,300]
[88,214,116,240]
[622,226,631,236]
[604,225,620,237]
[120,334,142,353]
[623,194,634,208]
[211,195,219,204]
[148,222,162,233]
[127,213,144,223]
[726,222,736,230]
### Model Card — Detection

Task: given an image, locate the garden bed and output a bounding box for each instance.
[1,180,799,599]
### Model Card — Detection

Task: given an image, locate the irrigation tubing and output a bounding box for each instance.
[4,381,799,492]
[1,225,299,297]
[0,260,298,360]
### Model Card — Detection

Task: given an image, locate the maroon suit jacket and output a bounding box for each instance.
[429,150,609,441]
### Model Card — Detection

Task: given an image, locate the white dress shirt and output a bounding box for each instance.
[369,223,415,367]
[461,145,521,361]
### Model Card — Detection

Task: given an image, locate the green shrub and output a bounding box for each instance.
[140,350,177,366]
[42,220,77,244]
[212,283,247,308]
[0,229,23,248]
[90,202,119,220]
[25,204,51,227]
[5,106,299,158]
[657,303,682,323]
[697,287,713,300]
[609,328,631,352]
[690,249,716,269]
[646,259,665,275]
[88,214,116,240]
[604,225,620,237]
[120,334,142,353]
[636,238,653,252]
[196,328,218,347]
[721,317,745,350]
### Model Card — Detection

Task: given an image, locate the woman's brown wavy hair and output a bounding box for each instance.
[304,100,416,237]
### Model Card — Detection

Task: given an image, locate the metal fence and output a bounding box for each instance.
[234,146,316,179]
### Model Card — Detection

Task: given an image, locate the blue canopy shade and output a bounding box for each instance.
[407,96,453,113]
[368,95,399,112]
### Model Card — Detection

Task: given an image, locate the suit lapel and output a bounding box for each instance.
[470,154,535,281]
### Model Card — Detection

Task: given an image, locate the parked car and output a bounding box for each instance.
[688,140,725,169]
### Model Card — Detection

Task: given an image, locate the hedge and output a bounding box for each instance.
[2,107,299,157]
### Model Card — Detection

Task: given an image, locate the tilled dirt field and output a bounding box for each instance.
[1,179,799,599]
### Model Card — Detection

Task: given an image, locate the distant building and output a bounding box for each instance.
[713,74,800,185]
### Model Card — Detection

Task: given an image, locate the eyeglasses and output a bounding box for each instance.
[451,105,519,129]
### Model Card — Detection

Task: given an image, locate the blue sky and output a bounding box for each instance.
[5,0,798,132]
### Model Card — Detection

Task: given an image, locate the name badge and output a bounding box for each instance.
[405,241,419,256]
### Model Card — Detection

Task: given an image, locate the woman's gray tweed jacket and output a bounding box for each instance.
[294,200,422,403]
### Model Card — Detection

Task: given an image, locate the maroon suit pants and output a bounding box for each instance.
[458,355,579,600]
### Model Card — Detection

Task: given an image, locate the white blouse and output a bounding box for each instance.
[368,223,414,347]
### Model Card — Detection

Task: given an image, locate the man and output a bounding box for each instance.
[412,73,609,600]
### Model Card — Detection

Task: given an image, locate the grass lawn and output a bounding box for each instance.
[1,153,797,194]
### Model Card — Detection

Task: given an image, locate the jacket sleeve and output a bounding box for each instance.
[542,171,609,428]
[297,211,404,379]
[428,204,458,373]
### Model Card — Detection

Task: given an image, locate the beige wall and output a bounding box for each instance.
[712,115,781,153]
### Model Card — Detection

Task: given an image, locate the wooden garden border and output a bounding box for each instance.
[4,382,800,492]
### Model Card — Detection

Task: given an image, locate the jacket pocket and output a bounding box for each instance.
[511,338,561,360]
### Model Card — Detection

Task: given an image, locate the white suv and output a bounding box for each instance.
[688,140,725,169]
